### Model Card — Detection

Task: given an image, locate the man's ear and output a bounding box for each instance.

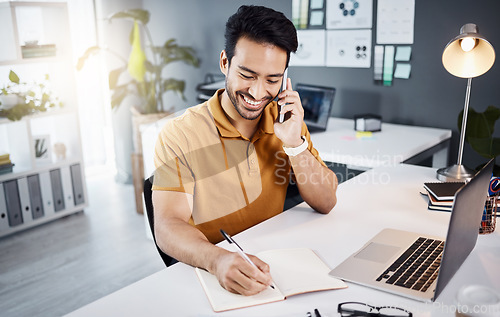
[220,50,229,75]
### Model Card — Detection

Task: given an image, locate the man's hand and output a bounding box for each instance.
[274,78,304,148]
[213,251,273,296]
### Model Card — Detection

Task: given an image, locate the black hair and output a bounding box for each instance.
[224,5,298,68]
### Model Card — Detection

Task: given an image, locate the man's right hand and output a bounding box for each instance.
[213,251,273,296]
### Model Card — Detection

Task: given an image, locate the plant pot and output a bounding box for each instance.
[131,107,170,154]
[130,107,170,214]
[0,95,24,109]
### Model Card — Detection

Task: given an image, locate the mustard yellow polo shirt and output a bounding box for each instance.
[153,89,325,243]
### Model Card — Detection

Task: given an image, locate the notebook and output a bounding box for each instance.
[296,84,336,132]
[196,248,347,312]
[329,159,494,302]
[423,181,465,200]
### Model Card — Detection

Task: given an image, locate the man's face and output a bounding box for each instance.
[220,37,287,121]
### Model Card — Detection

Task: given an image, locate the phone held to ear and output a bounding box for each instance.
[279,68,288,123]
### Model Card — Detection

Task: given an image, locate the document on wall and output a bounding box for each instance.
[394,63,411,79]
[326,29,372,68]
[376,0,415,44]
[290,30,326,67]
[326,0,373,29]
[195,248,347,312]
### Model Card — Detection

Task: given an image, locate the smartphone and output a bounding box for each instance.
[279,68,288,123]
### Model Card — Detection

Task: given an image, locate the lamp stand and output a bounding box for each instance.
[436,77,476,181]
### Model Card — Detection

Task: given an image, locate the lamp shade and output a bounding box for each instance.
[442,23,495,78]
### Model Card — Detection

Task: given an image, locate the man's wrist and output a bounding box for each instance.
[282,136,308,157]
[283,137,304,148]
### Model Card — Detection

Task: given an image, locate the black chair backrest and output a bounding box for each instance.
[143,176,178,267]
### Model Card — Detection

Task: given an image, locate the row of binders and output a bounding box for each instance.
[0,163,85,232]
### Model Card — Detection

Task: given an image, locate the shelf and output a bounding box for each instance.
[0,1,71,64]
[0,1,87,238]
[0,107,75,125]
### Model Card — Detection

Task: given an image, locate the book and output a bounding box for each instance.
[428,202,452,212]
[0,158,12,166]
[0,163,14,175]
[427,192,453,206]
[21,44,56,58]
[423,181,465,201]
[195,248,347,312]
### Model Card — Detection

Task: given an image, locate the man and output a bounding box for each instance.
[152,5,337,296]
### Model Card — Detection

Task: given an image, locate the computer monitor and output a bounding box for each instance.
[296,84,336,132]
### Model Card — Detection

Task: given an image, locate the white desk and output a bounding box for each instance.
[140,116,452,179]
[311,118,451,171]
[66,164,499,317]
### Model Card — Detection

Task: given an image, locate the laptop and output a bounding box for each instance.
[329,159,494,302]
[296,84,336,132]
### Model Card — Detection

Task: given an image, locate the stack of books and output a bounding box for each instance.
[423,181,465,212]
[21,44,57,59]
[0,153,14,175]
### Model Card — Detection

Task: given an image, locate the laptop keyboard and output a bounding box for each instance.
[376,237,444,292]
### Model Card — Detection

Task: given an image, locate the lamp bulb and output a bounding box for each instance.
[460,37,476,52]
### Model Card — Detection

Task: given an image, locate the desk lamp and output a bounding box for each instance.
[437,23,495,181]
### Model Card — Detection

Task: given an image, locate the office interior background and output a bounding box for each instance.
[71,0,500,178]
[0,0,499,316]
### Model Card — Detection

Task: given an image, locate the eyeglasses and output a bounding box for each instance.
[338,302,412,317]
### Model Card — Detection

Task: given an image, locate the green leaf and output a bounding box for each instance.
[110,85,129,109]
[161,78,186,100]
[108,9,150,25]
[459,105,500,139]
[459,105,500,159]
[9,70,20,84]
[466,137,500,159]
[127,21,146,82]
[159,39,200,67]
[108,67,126,89]
[144,60,156,73]
[76,46,102,70]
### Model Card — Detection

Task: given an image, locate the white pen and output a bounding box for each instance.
[279,68,288,123]
[220,229,275,289]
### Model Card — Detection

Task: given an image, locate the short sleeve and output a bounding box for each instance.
[152,121,195,194]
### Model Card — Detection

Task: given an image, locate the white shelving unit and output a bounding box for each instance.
[0,1,87,238]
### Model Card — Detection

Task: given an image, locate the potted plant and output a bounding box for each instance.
[0,70,63,121]
[459,105,500,175]
[77,8,200,153]
[77,8,200,213]
[76,8,199,115]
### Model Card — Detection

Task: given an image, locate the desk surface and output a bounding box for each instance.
[67,164,499,317]
[141,116,452,178]
[311,118,451,169]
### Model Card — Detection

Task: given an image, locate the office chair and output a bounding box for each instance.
[143,175,178,267]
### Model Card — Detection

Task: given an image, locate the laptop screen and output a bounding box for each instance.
[296,84,336,132]
[434,158,494,300]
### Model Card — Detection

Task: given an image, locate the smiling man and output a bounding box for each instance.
[152,5,338,296]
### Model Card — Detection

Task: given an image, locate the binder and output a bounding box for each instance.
[17,177,34,224]
[70,164,85,205]
[60,166,74,209]
[3,179,23,227]
[0,183,10,232]
[50,169,65,212]
[27,174,44,219]
[39,171,55,216]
